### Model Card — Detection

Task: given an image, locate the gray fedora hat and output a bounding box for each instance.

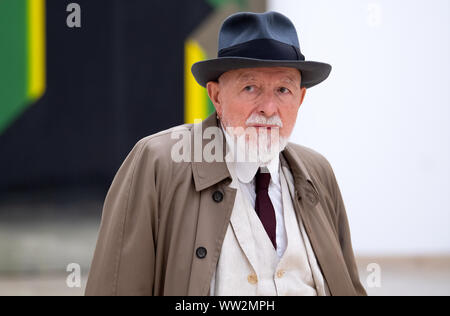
[191,11,332,89]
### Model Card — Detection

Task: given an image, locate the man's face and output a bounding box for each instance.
[206,67,307,139]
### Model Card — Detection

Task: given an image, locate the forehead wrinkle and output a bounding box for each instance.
[280,76,297,87]
[231,68,301,86]
[236,72,258,84]
[273,70,300,83]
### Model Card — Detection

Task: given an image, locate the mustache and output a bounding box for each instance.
[245,113,283,128]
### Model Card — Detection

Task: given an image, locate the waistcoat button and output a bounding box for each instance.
[247,273,258,284]
[276,270,285,278]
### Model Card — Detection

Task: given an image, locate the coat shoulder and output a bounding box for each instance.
[136,123,194,155]
[123,123,195,188]
[286,142,334,177]
[286,143,340,202]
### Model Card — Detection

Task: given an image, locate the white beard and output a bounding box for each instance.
[224,126,289,166]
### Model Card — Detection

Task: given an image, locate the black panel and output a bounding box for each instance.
[0,0,212,199]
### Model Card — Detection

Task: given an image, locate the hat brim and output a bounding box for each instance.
[191,57,332,89]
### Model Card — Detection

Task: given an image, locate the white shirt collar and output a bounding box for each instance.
[220,122,280,185]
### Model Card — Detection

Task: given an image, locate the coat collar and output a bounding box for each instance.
[191,113,230,191]
[191,112,319,206]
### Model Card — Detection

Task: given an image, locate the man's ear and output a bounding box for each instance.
[299,87,307,106]
[206,81,222,115]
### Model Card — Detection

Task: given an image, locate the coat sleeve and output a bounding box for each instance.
[325,162,368,296]
[85,138,158,296]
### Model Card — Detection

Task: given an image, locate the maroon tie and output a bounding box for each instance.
[255,168,277,250]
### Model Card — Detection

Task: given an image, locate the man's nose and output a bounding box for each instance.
[256,91,278,117]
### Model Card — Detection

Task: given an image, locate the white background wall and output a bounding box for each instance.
[269,0,450,255]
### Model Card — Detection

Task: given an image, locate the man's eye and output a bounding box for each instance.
[279,87,290,94]
[244,86,254,92]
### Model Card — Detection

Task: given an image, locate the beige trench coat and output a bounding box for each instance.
[85,112,367,296]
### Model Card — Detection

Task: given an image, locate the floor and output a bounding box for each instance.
[0,191,449,296]
[1,257,449,296]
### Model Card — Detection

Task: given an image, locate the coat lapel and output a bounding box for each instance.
[281,146,356,296]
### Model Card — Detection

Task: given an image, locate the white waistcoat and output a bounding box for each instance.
[210,162,329,296]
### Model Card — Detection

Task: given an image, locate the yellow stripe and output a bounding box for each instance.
[27,0,46,100]
[184,40,208,124]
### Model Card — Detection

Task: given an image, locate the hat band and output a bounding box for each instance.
[218,38,305,61]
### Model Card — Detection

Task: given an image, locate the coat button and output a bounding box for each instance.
[196,247,207,259]
[212,191,223,203]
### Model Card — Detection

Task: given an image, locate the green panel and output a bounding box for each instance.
[206,0,248,10]
[207,96,215,116]
[0,0,28,134]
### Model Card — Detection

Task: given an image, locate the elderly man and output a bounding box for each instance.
[86,11,366,296]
